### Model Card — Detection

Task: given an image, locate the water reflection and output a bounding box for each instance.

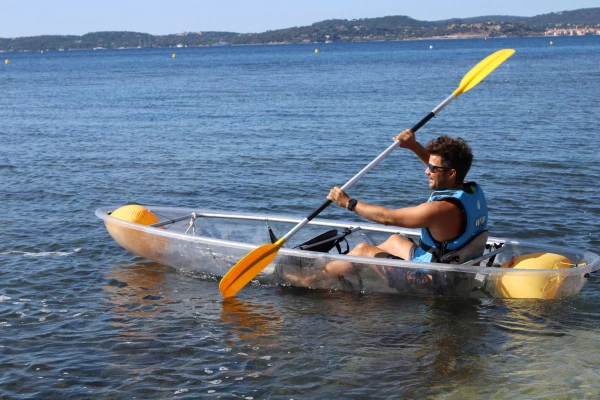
[220,297,283,345]
[217,296,285,388]
[420,298,490,381]
[289,293,494,398]
[103,261,174,339]
[491,299,577,341]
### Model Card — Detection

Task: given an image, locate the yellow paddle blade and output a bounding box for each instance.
[453,48,515,96]
[219,238,285,298]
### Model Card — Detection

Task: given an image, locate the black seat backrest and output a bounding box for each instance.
[294,229,341,253]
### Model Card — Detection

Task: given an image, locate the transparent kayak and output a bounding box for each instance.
[96,205,600,299]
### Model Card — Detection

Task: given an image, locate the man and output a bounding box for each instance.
[326,128,488,270]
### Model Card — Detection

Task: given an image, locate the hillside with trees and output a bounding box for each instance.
[1,8,598,52]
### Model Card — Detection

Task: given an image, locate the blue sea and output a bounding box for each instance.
[1,36,599,399]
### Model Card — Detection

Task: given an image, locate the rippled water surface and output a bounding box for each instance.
[1,36,599,398]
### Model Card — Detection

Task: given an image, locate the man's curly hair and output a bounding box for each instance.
[425,135,473,182]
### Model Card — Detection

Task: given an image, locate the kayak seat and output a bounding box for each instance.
[294,229,350,254]
[438,230,489,264]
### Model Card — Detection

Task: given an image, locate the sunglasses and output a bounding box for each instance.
[427,163,452,173]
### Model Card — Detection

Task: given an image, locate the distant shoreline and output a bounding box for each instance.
[1,8,598,52]
[2,34,596,54]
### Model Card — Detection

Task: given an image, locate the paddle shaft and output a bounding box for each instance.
[281,93,458,243]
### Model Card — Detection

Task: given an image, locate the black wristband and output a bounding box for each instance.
[347,198,358,212]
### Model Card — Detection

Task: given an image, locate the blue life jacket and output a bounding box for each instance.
[413,182,488,263]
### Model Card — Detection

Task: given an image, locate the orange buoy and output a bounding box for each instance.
[496,253,573,299]
[105,205,166,257]
[110,204,160,225]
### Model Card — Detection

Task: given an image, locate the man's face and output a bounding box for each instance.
[425,155,455,190]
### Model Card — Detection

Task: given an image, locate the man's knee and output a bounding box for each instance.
[351,242,377,257]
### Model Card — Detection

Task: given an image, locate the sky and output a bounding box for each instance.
[1,0,598,38]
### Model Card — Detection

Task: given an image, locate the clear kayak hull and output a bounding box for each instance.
[95,205,600,299]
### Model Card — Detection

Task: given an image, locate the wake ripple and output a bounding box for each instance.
[1,248,82,257]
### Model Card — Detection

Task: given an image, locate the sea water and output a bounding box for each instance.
[1,36,599,398]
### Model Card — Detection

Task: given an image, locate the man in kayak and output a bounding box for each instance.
[327,128,488,265]
[284,128,487,290]
[313,128,488,290]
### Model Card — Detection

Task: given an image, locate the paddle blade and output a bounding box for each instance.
[219,239,285,298]
[454,49,515,96]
